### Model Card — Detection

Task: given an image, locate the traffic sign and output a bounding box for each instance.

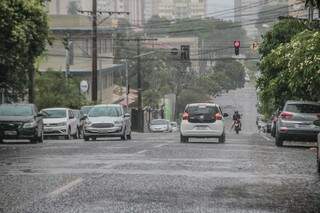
[80,80,89,93]
[234,40,241,48]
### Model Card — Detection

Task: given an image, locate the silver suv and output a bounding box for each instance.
[275,101,320,146]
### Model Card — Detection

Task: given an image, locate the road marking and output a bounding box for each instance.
[153,144,168,148]
[261,134,272,142]
[48,178,83,198]
[137,150,148,154]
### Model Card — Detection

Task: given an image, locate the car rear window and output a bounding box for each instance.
[186,105,219,116]
[285,104,320,113]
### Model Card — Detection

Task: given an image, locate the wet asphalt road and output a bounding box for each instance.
[1,85,320,213]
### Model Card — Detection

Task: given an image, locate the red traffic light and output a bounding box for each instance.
[234,40,241,48]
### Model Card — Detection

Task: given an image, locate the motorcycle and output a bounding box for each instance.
[234,119,241,134]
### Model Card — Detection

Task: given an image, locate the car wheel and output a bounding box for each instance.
[127,131,132,140]
[180,135,188,143]
[275,131,283,147]
[30,138,38,144]
[219,133,226,143]
[74,128,79,139]
[38,131,44,143]
[84,136,89,141]
[65,127,71,140]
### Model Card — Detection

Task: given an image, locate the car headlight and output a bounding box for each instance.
[114,120,123,126]
[23,120,37,128]
[85,120,92,126]
[56,122,67,126]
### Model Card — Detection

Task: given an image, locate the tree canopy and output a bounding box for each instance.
[0,0,49,101]
[258,30,320,116]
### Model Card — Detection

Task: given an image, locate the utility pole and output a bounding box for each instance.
[78,6,129,103]
[119,38,157,132]
[92,0,98,103]
[125,59,129,111]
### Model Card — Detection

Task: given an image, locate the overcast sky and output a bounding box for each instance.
[206,0,234,20]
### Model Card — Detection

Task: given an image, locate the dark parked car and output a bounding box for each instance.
[0,104,44,143]
[275,101,320,147]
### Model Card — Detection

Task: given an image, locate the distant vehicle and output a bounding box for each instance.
[0,104,44,144]
[234,119,241,134]
[149,119,171,133]
[180,103,228,143]
[275,101,320,147]
[262,122,272,133]
[83,104,131,141]
[170,122,179,132]
[72,110,83,139]
[41,108,78,140]
[271,110,281,137]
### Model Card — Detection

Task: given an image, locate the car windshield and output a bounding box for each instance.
[186,105,219,116]
[286,104,320,113]
[89,106,122,117]
[0,105,33,116]
[80,106,93,115]
[43,109,66,118]
[151,120,167,125]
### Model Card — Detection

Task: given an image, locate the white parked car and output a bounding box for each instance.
[180,103,228,143]
[149,119,171,132]
[41,108,78,140]
[83,104,131,141]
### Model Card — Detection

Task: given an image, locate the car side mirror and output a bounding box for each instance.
[37,112,44,117]
[124,113,130,118]
[80,115,88,120]
[314,120,320,127]
[223,113,229,117]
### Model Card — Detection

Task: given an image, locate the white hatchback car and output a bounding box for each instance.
[180,103,228,143]
[42,108,78,139]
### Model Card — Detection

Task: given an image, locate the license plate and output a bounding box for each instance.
[45,128,54,132]
[197,126,207,130]
[295,124,311,128]
[4,131,17,136]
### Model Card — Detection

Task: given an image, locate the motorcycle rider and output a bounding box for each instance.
[232,111,242,130]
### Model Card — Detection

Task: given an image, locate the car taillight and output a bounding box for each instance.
[182,112,189,120]
[280,111,293,120]
[215,113,223,120]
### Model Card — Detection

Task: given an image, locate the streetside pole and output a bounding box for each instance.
[92,0,98,103]
[137,39,143,132]
[125,59,129,111]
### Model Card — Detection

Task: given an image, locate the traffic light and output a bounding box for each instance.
[181,45,190,60]
[234,40,240,56]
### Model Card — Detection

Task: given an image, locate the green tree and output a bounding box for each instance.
[0,0,49,102]
[259,19,306,58]
[258,30,320,116]
[35,71,88,109]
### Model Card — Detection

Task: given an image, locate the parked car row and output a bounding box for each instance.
[0,103,132,143]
